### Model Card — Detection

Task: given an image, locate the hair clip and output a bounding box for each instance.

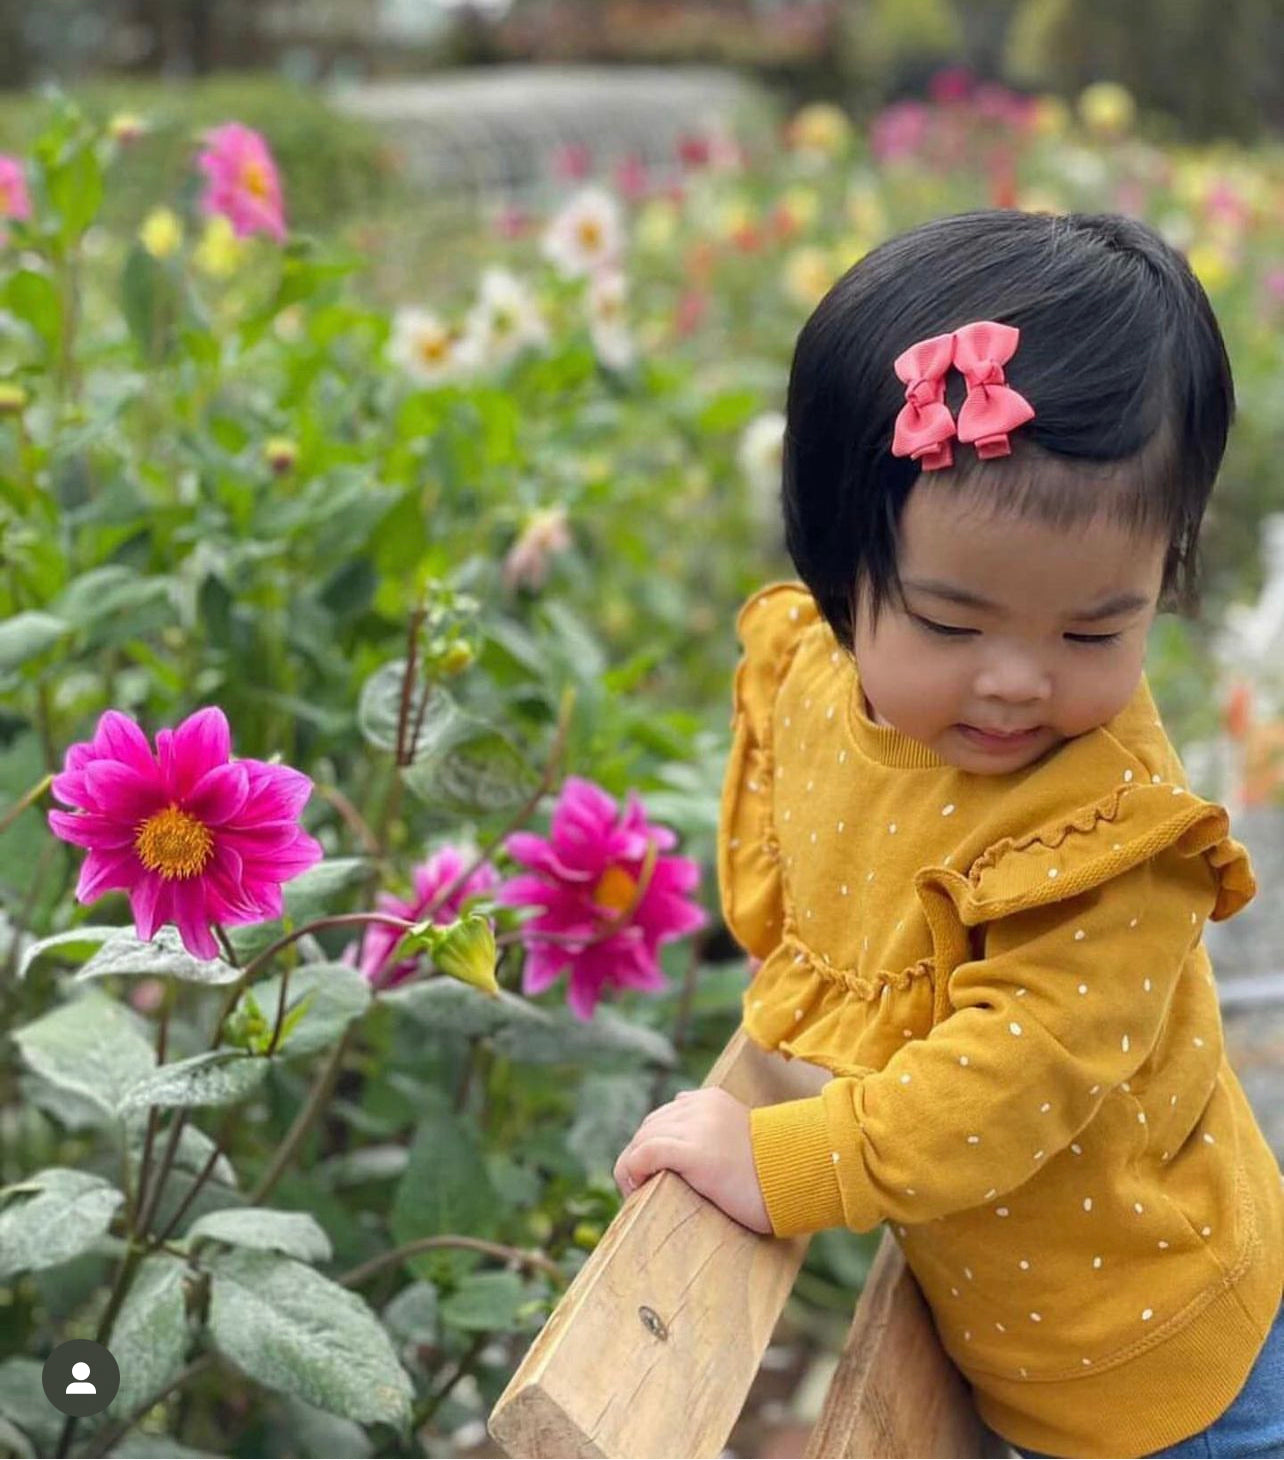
[890,332,957,471]
[951,321,1036,458]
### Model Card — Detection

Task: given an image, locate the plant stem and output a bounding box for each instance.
[127,999,171,1234]
[247,1024,352,1206]
[411,1332,489,1434]
[338,1234,564,1290]
[80,1353,215,1459]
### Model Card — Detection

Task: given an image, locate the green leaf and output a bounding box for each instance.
[18,925,120,980]
[0,611,68,672]
[400,722,541,815]
[282,858,371,926]
[391,1095,497,1257]
[381,1282,439,1345]
[11,988,155,1120]
[48,140,103,241]
[206,1248,413,1430]
[118,1051,269,1114]
[240,962,372,1059]
[187,1208,332,1264]
[0,1168,125,1279]
[490,1005,678,1068]
[381,978,553,1040]
[128,1120,238,1191]
[439,1271,529,1332]
[565,1072,653,1178]
[74,924,241,986]
[0,1359,60,1453]
[5,270,62,354]
[121,245,178,364]
[50,564,175,634]
[101,1255,188,1422]
[356,662,455,759]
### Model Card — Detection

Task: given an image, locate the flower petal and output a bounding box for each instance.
[186,762,251,826]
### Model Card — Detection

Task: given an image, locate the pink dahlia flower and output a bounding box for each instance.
[495,776,706,1021]
[345,846,500,991]
[196,123,286,242]
[0,154,31,240]
[48,707,322,960]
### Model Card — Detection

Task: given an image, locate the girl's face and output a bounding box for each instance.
[852,484,1170,775]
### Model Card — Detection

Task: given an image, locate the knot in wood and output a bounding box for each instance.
[638,1304,669,1340]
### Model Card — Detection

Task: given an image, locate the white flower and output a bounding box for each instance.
[590,320,637,372]
[738,411,786,527]
[389,307,475,386]
[542,186,624,279]
[502,505,573,592]
[465,267,548,367]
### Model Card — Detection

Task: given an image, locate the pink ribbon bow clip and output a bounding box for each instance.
[890,332,957,471]
[952,320,1036,459]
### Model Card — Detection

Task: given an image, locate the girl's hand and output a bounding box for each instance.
[612,1088,773,1235]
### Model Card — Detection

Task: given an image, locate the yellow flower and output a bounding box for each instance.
[194,214,247,277]
[1030,95,1070,138]
[1015,189,1065,215]
[108,113,146,145]
[717,196,755,239]
[263,437,298,474]
[783,246,835,307]
[831,236,871,274]
[779,185,821,231]
[636,197,680,253]
[1185,244,1233,294]
[0,382,27,415]
[788,103,853,157]
[845,187,887,240]
[1078,81,1135,138]
[139,207,183,260]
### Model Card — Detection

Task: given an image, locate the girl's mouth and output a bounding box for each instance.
[957,724,1045,750]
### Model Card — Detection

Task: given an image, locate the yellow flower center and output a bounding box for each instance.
[417,332,449,364]
[241,160,271,200]
[0,182,10,212]
[492,306,515,337]
[594,864,638,915]
[576,218,603,253]
[135,804,214,880]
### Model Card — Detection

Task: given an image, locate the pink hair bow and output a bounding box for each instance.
[952,320,1036,459]
[890,332,957,471]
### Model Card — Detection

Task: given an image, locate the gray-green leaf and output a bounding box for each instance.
[75,924,240,985]
[11,988,155,1120]
[0,611,68,672]
[187,1208,332,1264]
[242,963,371,1059]
[439,1271,529,1331]
[381,977,551,1039]
[101,1255,189,1421]
[119,1051,269,1114]
[206,1249,413,1430]
[0,1168,125,1279]
[18,926,120,981]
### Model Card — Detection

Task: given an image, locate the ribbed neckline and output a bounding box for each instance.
[845,658,949,770]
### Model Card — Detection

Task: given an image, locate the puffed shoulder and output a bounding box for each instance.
[716,582,820,960]
[915,779,1257,931]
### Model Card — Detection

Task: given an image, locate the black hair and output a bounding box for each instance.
[780,210,1235,650]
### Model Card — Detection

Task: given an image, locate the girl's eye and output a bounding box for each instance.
[913,616,1122,647]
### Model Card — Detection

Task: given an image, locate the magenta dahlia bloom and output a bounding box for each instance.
[345,845,500,991]
[0,154,31,241]
[495,776,707,1021]
[47,707,322,960]
[196,123,286,242]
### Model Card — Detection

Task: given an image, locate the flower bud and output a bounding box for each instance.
[0,382,27,415]
[421,912,499,997]
[264,436,298,474]
[438,641,475,676]
[140,206,183,260]
[108,113,147,145]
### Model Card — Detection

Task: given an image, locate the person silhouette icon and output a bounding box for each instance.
[65,1361,96,1395]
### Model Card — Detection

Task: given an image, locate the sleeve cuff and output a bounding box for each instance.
[750,1096,848,1237]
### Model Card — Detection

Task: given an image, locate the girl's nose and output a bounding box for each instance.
[973,653,1052,705]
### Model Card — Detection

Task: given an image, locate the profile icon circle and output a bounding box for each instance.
[41,1339,119,1418]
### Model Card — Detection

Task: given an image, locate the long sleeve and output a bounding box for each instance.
[750,838,1221,1238]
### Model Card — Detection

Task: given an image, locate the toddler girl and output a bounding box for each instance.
[613,210,1284,1458]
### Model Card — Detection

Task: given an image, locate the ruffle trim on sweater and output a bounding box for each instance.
[917,779,1257,929]
[742,930,935,1076]
[717,582,819,960]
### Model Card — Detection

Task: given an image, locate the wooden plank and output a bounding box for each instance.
[806,1230,1012,1459]
[487,1025,830,1459]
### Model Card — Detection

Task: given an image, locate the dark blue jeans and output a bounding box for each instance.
[1012,1300,1284,1458]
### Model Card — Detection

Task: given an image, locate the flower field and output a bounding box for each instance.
[1,75,1283,1455]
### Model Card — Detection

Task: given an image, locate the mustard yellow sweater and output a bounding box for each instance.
[719,581,1284,1459]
